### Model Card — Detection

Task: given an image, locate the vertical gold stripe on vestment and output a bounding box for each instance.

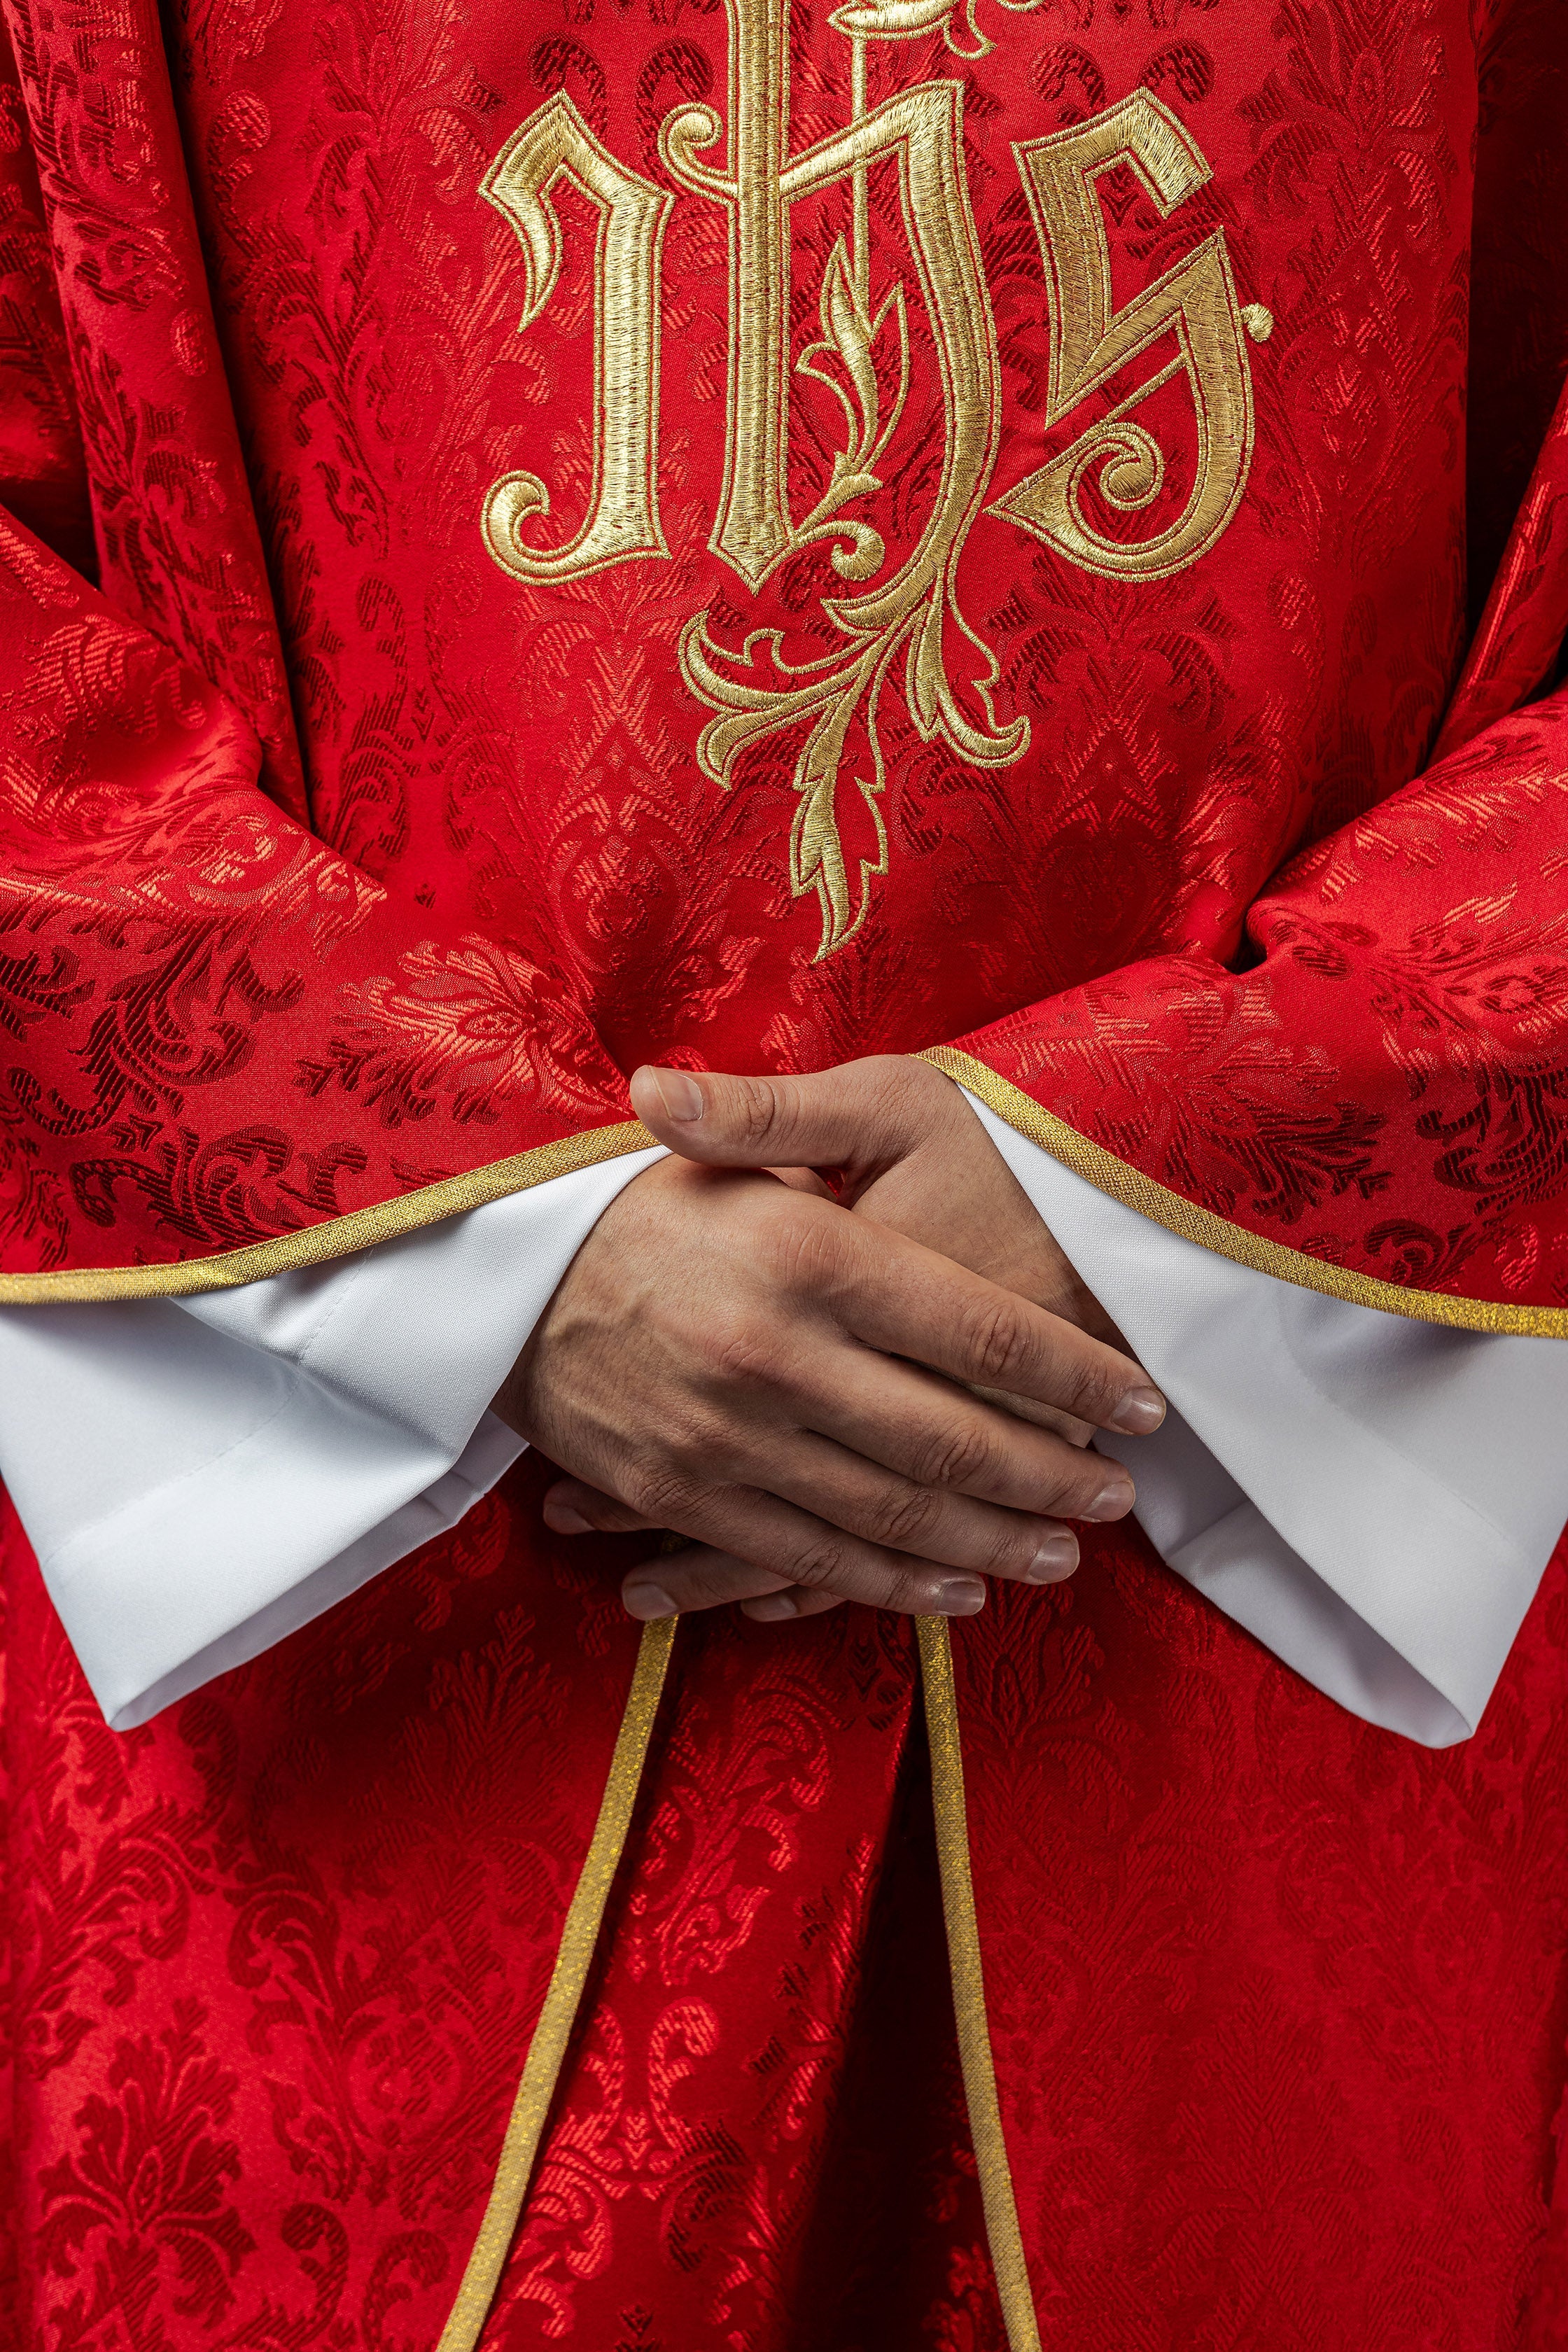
[436,1615,678,2352]
[438,1611,1040,2348]
[918,1614,1044,2352]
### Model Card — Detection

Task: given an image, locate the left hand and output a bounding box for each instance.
[540,1057,1157,1623]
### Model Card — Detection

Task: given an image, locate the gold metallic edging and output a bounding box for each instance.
[0,1120,657,1304]
[920,1046,1568,1338]
[918,1616,1043,2352]
[437,1615,678,2352]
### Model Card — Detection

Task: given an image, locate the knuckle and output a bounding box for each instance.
[909,1417,994,1493]
[621,1457,696,1525]
[981,1516,1042,1576]
[1063,1355,1128,1425]
[788,1535,853,1592]
[887,1564,941,1612]
[734,1074,786,1151]
[1044,1451,1107,1514]
[762,1200,844,1294]
[664,1420,727,1483]
[962,1296,1033,1387]
[673,1554,755,1608]
[705,1311,778,1391]
[573,1490,626,1530]
[862,1482,944,1552]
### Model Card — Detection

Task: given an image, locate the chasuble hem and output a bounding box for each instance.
[922,1047,1568,1341]
[10,1045,1568,1334]
[0,1118,656,1304]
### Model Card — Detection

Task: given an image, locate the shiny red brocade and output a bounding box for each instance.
[1,0,1567,2339]
[8,1478,1568,2348]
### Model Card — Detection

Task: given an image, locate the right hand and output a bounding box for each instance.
[492,1154,1166,1626]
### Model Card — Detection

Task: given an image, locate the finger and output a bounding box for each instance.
[622,1544,794,1616]
[764,1164,836,1198]
[547,1353,1121,1537]
[828,1212,1166,1438]
[965,1380,1096,1448]
[617,1546,848,1624]
[550,1420,1091,1581]
[629,1054,953,1174]
[542,1477,659,1536]
[745,1427,1085,1579]
[619,1486,990,1620]
[743,1587,846,1622]
[761,1333,1135,1522]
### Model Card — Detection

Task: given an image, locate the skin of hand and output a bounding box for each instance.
[498,1059,1166,1626]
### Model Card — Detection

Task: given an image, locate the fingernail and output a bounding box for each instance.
[624,1582,678,1620]
[1026,1533,1079,1583]
[750,1592,800,1619]
[935,1577,986,1616]
[1082,1477,1133,1521]
[651,1068,704,1122]
[1110,1386,1166,1434]
[544,1504,593,1534]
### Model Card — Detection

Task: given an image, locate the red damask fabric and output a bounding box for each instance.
[2,0,1568,2344]
[8,1469,1568,2348]
[0,0,1560,1296]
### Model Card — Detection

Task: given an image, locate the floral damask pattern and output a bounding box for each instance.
[0,0,1560,1295]
[1,0,1567,2342]
[8,1472,1568,2348]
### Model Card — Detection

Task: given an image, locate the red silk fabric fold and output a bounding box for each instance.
[8,1476,1568,2346]
[2,0,1568,2342]
[0,0,1562,1300]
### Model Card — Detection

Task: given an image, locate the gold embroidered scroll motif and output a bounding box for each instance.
[480,28,1268,955]
[668,0,1026,956]
[990,92,1273,578]
[482,96,672,581]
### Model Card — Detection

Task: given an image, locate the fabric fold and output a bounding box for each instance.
[0,1146,664,1726]
[972,1094,1568,1745]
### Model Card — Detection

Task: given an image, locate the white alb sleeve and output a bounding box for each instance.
[0,1147,664,1730]
[965,1093,1568,1747]
[8,1102,1564,1748]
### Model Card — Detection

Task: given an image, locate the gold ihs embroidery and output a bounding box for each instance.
[990,92,1272,578]
[479,37,1269,955]
[482,96,672,582]
[666,0,1026,954]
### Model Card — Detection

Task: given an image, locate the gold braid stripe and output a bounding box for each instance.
[438,1615,678,2352]
[918,1616,1042,2352]
[0,1120,657,1305]
[921,1045,1568,1338]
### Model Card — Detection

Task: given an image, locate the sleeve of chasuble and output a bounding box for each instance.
[4,1121,1564,1743]
[930,304,1568,1346]
[0,33,650,1306]
[0,505,660,1296]
[932,668,1568,1342]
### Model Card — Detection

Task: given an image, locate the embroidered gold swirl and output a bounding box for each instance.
[668,0,1027,956]
[989,92,1271,578]
[479,30,1269,958]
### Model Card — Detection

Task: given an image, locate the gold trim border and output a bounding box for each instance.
[438,1615,677,2352]
[919,1616,1042,2352]
[0,1120,657,1304]
[921,1046,1568,1338]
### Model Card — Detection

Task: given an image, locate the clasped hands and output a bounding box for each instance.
[492,1056,1164,1625]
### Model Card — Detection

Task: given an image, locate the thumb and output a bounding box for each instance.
[629,1057,937,1171]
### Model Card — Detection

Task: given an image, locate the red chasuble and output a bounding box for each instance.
[2,0,1567,2340]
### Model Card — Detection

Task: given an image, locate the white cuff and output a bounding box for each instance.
[12,1096,1566,1749]
[967,1093,1568,1745]
[0,1147,664,1728]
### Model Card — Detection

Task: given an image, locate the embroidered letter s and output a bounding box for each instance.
[990,92,1269,581]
